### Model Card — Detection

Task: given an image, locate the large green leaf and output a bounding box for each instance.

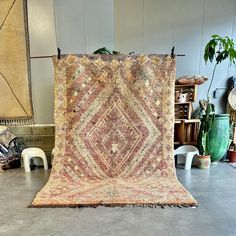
[204,35,236,65]
[212,34,220,38]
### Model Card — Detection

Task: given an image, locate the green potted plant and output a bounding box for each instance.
[197,101,214,168]
[198,35,236,163]
[229,143,236,162]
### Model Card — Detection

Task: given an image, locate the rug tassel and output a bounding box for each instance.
[29,203,198,209]
[0,118,34,126]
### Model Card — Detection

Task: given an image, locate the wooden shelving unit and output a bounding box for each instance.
[175,84,198,102]
[174,119,200,145]
[175,102,193,120]
[174,84,200,145]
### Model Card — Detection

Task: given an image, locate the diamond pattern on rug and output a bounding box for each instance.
[32,54,197,207]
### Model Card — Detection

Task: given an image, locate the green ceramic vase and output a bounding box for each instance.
[208,114,230,163]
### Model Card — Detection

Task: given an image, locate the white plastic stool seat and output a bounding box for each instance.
[174,145,199,170]
[21,148,48,172]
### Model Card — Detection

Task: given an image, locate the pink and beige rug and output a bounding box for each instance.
[32,54,197,207]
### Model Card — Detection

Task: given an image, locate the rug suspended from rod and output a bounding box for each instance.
[0,0,33,123]
[32,54,197,207]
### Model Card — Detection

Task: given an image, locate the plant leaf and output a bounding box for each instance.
[212,34,220,38]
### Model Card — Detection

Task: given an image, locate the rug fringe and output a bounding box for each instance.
[29,203,198,209]
[0,118,34,126]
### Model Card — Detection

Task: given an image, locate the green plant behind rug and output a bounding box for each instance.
[93,47,120,55]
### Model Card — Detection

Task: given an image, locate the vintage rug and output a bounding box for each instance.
[0,0,33,122]
[32,54,197,207]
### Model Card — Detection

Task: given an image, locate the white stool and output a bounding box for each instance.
[174,145,199,170]
[21,148,48,172]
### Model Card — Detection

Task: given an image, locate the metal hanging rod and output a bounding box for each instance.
[171,46,185,58]
[29,47,185,59]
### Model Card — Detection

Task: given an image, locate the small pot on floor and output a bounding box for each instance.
[228,150,236,163]
[197,155,211,169]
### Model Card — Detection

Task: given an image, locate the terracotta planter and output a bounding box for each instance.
[198,155,211,169]
[228,150,236,163]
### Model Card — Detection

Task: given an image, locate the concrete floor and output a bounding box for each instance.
[0,163,236,236]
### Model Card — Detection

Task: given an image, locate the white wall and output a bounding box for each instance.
[115,0,236,113]
[28,0,57,124]
[27,0,236,123]
[27,0,114,123]
[54,0,114,54]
